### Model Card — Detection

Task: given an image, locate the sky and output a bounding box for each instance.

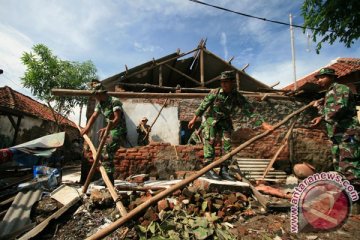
[1,0,359,126]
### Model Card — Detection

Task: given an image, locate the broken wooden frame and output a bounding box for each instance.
[86,100,316,240]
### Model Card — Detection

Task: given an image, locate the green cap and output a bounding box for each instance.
[315,68,337,78]
[88,79,107,94]
[220,70,236,81]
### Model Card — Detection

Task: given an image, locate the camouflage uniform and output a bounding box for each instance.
[95,96,127,175]
[187,123,204,145]
[320,82,360,181]
[136,123,151,146]
[195,87,262,165]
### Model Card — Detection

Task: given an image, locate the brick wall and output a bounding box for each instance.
[114,142,224,179]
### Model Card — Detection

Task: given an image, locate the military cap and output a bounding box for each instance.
[315,68,337,78]
[141,117,148,122]
[88,79,107,93]
[220,70,236,81]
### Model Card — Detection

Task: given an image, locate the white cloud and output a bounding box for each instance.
[220,32,228,60]
[0,24,33,94]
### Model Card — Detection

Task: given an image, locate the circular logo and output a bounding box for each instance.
[301,181,350,231]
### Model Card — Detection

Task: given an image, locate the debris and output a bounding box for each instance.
[0,189,42,239]
[255,184,292,199]
[51,185,81,205]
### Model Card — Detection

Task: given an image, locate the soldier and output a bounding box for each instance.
[188,70,272,180]
[80,79,127,185]
[137,117,151,146]
[311,67,360,183]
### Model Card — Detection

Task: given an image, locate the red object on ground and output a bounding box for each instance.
[0,148,13,164]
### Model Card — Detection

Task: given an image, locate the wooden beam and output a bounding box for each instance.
[51,89,294,100]
[200,48,204,87]
[164,64,201,86]
[86,101,317,240]
[236,72,240,91]
[118,82,211,93]
[159,65,163,87]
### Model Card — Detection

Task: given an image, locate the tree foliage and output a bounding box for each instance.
[21,44,97,118]
[302,0,360,53]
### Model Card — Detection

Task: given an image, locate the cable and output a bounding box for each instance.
[189,0,335,33]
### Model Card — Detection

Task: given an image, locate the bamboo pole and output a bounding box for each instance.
[51,89,294,100]
[98,166,128,216]
[78,125,128,216]
[86,101,316,240]
[142,98,169,141]
[82,122,111,194]
[261,121,296,180]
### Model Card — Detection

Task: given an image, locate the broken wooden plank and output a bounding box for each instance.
[18,196,80,240]
[261,121,296,179]
[86,100,317,240]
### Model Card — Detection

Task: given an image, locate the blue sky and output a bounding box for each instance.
[1,0,359,124]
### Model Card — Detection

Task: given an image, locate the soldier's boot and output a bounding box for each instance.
[220,165,236,181]
[202,160,221,180]
[204,169,222,180]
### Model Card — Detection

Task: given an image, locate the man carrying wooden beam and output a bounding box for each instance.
[80,80,128,185]
[188,70,273,181]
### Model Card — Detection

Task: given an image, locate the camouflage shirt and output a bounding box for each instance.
[95,96,127,135]
[321,82,359,141]
[195,88,263,126]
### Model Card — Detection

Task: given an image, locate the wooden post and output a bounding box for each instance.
[86,101,316,240]
[200,47,204,87]
[236,71,240,91]
[159,65,163,87]
[82,122,111,194]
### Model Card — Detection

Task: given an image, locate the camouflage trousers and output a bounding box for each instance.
[331,138,360,182]
[202,118,232,166]
[101,128,127,175]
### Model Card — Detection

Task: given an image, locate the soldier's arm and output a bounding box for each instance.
[189,90,217,129]
[81,111,99,135]
[326,84,352,120]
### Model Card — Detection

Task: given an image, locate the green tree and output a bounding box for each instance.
[21,44,97,127]
[302,0,360,53]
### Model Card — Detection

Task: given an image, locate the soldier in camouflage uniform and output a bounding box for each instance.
[188,70,272,180]
[81,80,127,185]
[137,117,151,146]
[311,68,360,183]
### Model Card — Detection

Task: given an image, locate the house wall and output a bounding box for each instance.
[108,96,333,178]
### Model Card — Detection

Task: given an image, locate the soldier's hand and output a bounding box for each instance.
[310,116,322,127]
[97,128,106,139]
[188,115,198,129]
[313,99,324,108]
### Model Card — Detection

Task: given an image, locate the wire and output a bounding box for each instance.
[189,0,334,33]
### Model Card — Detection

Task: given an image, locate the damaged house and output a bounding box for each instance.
[83,43,349,181]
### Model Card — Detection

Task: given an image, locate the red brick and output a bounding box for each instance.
[157,199,170,212]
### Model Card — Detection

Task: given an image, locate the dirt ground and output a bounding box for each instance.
[31,194,360,240]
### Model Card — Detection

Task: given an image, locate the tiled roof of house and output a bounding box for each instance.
[283,58,360,91]
[0,86,76,128]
